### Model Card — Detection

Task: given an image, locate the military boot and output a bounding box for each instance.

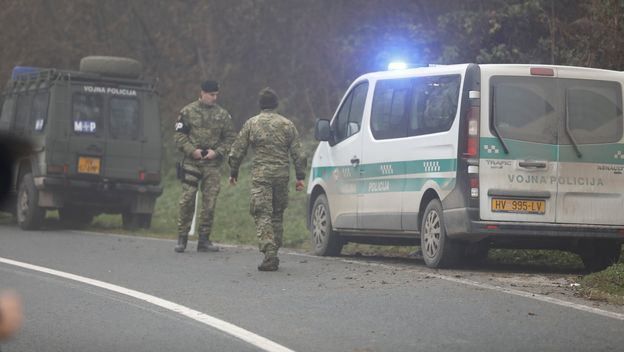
[174,234,188,253]
[197,234,219,252]
[257,256,280,271]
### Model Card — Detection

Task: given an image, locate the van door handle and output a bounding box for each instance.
[518,161,547,169]
[350,157,360,167]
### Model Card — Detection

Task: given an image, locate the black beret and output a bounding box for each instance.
[201,80,219,93]
[259,87,278,110]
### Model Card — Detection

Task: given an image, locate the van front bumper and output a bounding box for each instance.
[444,207,624,241]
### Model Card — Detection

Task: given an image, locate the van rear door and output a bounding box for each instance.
[555,69,624,225]
[479,68,559,223]
[105,92,143,181]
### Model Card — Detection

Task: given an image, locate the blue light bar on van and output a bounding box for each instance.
[11,66,40,80]
[388,61,408,71]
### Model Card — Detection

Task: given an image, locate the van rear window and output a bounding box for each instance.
[491,77,557,144]
[72,93,102,135]
[491,76,623,145]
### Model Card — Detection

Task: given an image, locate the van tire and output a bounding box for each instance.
[420,199,458,268]
[59,206,93,229]
[16,173,45,230]
[122,212,152,230]
[579,240,621,272]
[310,194,343,256]
[79,56,142,79]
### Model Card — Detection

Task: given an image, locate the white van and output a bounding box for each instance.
[307,64,624,270]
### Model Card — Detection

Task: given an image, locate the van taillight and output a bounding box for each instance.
[465,106,480,157]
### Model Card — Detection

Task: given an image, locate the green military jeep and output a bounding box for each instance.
[0,56,162,230]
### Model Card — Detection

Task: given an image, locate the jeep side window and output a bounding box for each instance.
[0,96,12,131]
[371,78,410,140]
[331,82,368,145]
[14,93,31,135]
[31,91,49,132]
[409,75,460,136]
[72,93,103,135]
[110,97,140,140]
[491,76,557,144]
[564,79,622,144]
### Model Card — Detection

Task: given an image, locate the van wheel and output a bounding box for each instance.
[420,199,458,268]
[122,212,152,230]
[16,173,45,230]
[579,239,621,272]
[59,207,93,229]
[310,194,343,256]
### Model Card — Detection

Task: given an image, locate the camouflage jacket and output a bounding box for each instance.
[174,100,236,164]
[229,110,306,180]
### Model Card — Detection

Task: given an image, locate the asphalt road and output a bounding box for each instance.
[1,225,623,352]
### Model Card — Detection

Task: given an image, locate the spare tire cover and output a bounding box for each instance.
[79,56,142,79]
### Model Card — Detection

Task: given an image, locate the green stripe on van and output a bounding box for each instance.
[480,137,624,164]
[312,158,457,195]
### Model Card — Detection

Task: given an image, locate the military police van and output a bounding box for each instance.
[0,56,162,230]
[308,63,624,271]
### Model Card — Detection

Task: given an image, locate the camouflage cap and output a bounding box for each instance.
[201,80,219,93]
[259,87,278,109]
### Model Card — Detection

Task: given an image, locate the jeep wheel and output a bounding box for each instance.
[420,199,458,268]
[16,173,45,230]
[59,207,94,229]
[122,212,152,230]
[310,194,343,256]
[579,239,621,272]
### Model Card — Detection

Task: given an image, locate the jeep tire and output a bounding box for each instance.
[16,173,45,230]
[122,212,152,230]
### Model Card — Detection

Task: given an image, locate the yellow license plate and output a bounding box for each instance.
[491,198,545,214]
[78,156,101,174]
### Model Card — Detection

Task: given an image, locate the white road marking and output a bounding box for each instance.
[285,251,624,321]
[0,256,295,352]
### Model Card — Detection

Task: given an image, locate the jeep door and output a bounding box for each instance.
[479,67,559,223]
[555,69,624,225]
[105,93,144,181]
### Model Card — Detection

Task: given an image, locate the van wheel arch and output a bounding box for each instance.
[418,189,440,230]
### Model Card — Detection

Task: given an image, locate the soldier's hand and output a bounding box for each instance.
[295,179,305,192]
[192,149,204,160]
[0,290,22,340]
[203,149,217,160]
[229,176,237,186]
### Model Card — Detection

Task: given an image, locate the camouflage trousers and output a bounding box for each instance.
[250,177,289,257]
[177,162,222,237]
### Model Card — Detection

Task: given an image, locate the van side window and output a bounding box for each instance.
[14,93,31,134]
[110,97,140,140]
[491,77,557,144]
[565,80,622,144]
[371,78,410,140]
[409,75,460,136]
[31,91,49,132]
[72,93,103,135]
[331,82,368,144]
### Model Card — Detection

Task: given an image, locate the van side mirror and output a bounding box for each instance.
[314,119,331,141]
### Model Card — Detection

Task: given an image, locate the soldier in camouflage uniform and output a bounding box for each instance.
[229,88,307,271]
[174,80,236,253]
